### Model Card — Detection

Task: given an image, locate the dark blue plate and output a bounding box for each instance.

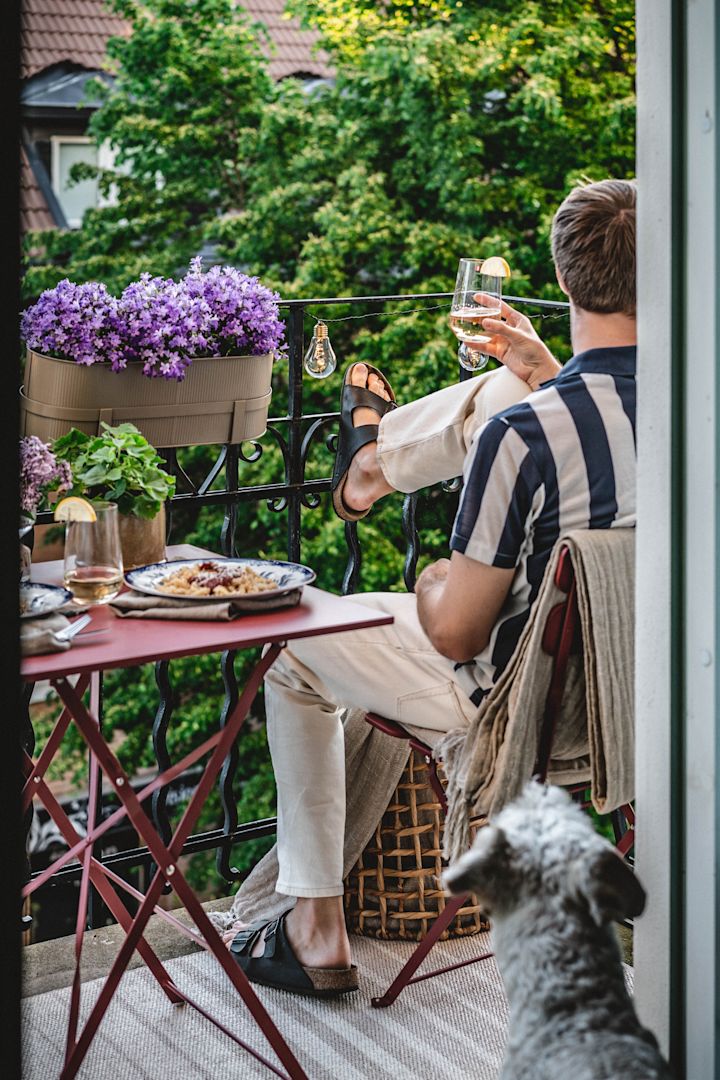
[20,581,73,619]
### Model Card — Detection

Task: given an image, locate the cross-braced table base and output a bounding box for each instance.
[23,644,309,1080]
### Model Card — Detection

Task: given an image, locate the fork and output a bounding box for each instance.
[56,614,93,642]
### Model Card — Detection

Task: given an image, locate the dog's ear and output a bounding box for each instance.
[442,826,511,906]
[572,847,646,926]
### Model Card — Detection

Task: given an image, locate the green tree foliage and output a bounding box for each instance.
[26,0,635,898]
[223,0,635,296]
[24,0,273,297]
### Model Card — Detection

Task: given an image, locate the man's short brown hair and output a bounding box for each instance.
[550,179,636,315]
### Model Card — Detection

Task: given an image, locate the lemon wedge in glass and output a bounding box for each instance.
[480,256,511,278]
[53,496,97,523]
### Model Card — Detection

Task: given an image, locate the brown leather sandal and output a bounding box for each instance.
[331,363,397,522]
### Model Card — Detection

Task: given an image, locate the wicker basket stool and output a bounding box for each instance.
[344,748,489,941]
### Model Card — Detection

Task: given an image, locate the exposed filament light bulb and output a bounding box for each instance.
[304,321,337,379]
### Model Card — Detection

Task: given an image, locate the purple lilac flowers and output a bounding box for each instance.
[20,436,72,517]
[21,261,285,381]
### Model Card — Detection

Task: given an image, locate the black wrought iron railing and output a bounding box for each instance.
[23,291,569,935]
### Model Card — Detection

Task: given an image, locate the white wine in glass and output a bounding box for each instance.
[450,258,503,371]
[64,501,123,604]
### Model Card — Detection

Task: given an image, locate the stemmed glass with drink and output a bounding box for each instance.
[449,257,508,372]
[63,500,123,604]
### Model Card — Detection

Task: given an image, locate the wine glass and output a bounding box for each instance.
[449,258,503,372]
[63,501,124,605]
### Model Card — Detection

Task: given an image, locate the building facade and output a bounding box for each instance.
[20,0,332,233]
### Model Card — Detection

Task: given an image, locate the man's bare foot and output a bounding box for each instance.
[341,363,395,514]
[223,898,352,970]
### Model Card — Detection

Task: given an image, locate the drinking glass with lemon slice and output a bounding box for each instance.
[56,497,124,604]
[450,256,511,372]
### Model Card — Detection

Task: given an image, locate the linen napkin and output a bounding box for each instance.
[110,588,302,621]
[21,613,72,656]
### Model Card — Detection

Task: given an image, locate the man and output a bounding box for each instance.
[225,179,637,996]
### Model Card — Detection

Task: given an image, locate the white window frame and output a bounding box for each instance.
[50,135,120,226]
[50,135,99,228]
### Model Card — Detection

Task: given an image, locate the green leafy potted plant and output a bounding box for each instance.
[52,423,176,570]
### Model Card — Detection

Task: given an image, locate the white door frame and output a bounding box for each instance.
[635,1,718,1073]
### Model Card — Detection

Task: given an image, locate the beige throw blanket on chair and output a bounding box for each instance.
[438,528,636,863]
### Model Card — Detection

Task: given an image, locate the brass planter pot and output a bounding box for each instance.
[20,349,273,449]
[118,506,167,572]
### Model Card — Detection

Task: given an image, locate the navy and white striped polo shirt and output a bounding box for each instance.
[450,345,636,705]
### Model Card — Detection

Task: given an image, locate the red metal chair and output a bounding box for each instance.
[364,543,635,1007]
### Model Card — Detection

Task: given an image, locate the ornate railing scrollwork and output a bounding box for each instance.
[402,493,420,592]
[342,521,362,595]
[238,441,264,465]
[216,649,242,882]
[300,414,339,472]
[221,445,239,557]
[164,448,199,496]
[151,659,174,894]
[197,446,228,495]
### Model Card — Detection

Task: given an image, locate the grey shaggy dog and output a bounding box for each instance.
[443,783,672,1080]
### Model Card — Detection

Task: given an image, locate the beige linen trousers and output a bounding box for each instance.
[265,367,530,897]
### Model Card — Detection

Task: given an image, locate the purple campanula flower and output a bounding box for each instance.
[20,262,286,381]
[21,280,121,368]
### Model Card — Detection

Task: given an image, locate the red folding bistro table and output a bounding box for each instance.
[22,550,393,1080]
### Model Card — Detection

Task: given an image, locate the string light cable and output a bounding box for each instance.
[298,295,569,377]
[306,299,569,326]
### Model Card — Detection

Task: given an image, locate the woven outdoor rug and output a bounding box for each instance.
[22,933,634,1079]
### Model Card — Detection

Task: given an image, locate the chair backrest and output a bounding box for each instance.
[535,543,580,781]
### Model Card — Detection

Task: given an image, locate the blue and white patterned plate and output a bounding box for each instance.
[20,581,73,619]
[125,557,316,602]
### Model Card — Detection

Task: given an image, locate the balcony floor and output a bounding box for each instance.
[22,930,505,1079]
[22,918,634,1080]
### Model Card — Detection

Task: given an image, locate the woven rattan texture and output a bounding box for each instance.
[344,749,488,941]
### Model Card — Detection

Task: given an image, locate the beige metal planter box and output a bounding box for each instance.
[20,349,273,448]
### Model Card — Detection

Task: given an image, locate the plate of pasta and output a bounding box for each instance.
[124,557,316,602]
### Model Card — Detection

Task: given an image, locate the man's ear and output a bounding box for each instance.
[555,267,569,296]
[442,825,510,904]
[572,848,646,926]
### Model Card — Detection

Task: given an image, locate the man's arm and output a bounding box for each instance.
[418,398,540,663]
[415,553,514,662]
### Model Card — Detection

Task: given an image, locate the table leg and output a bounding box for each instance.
[65,718,100,1064]
[86,672,106,930]
[21,751,185,1008]
[25,723,236,898]
[21,681,36,935]
[53,645,308,1080]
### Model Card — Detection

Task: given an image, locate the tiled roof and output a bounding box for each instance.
[243,0,332,79]
[20,145,55,233]
[21,1,128,79]
[21,0,332,82]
